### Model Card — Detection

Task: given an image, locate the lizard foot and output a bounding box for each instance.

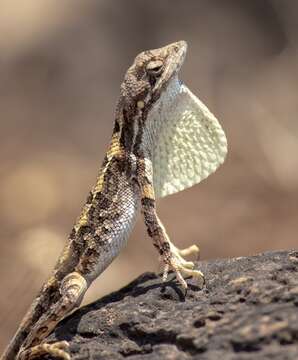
[19,341,70,360]
[161,242,204,290]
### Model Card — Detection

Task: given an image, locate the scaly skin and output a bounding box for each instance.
[1,41,206,360]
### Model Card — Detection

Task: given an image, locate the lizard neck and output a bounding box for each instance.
[116,94,160,160]
[116,102,149,159]
[117,75,181,161]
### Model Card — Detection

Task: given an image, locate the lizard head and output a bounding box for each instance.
[117,41,188,153]
[120,41,187,110]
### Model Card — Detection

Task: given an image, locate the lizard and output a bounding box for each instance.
[1,40,227,360]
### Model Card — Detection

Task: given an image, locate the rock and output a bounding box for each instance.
[46,250,298,359]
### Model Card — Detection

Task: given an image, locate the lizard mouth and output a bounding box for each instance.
[168,40,187,63]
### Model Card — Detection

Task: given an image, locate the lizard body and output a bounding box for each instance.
[1,41,227,360]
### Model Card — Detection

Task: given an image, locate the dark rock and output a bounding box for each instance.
[46,250,298,359]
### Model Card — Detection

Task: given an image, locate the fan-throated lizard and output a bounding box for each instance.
[1,40,227,360]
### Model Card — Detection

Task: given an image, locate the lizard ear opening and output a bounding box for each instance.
[152,84,227,198]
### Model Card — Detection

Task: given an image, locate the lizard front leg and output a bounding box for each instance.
[18,272,88,360]
[137,157,205,290]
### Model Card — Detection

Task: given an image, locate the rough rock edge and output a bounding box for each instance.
[46,250,298,359]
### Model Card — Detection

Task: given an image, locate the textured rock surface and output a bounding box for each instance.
[46,250,298,359]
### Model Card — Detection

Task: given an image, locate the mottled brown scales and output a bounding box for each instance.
[1,41,204,360]
[74,134,124,234]
[120,114,135,150]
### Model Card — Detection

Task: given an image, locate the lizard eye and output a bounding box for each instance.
[146,60,164,77]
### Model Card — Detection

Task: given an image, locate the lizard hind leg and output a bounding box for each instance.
[18,272,88,360]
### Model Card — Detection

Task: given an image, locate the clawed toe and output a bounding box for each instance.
[178,244,200,259]
[19,341,71,360]
[161,242,204,290]
[52,341,70,352]
[181,268,205,288]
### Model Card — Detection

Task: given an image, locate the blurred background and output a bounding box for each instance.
[1,0,298,351]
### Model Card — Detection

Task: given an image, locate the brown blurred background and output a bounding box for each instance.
[1,0,298,351]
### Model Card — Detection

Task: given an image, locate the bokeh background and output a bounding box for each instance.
[1,0,297,351]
